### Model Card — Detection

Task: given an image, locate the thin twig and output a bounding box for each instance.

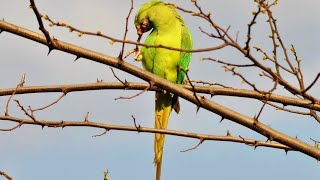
[201,57,255,67]
[29,0,53,49]
[110,67,127,86]
[5,74,26,116]
[92,128,109,137]
[118,0,134,59]
[266,102,310,116]
[0,118,25,131]
[255,94,271,120]
[29,92,66,114]
[301,72,320,94]
[114,85,149,100]
[181,68,203,112]
[244,7,261,54]
[43,13,227,53]
[185,80,231,88]
[14,100,37,122]
[181,138,205,152]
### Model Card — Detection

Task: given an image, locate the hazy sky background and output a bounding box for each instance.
[1,0,320,179]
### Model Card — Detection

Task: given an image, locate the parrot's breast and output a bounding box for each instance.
[141,24,182,83]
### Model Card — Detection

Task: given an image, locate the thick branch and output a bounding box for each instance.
[0,20,319,159]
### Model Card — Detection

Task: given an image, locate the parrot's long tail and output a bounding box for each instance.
[154,92,172,180]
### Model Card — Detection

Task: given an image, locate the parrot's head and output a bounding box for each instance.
[135,16,152,36]
[134,0,163,36]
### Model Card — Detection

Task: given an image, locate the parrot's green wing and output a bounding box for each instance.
[172,19,193,113]
[177,22,193,84]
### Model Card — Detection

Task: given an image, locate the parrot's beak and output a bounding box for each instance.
[137,17,150,36]
[137,25,143,36]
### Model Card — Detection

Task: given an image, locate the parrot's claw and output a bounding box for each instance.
[124,49,136,59]
[134,49,143,61]
[124,48,143,61]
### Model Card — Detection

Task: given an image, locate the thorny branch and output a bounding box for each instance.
[0,82,319,111]
[0,115,293,152]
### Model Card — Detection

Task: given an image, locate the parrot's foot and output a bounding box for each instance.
[177,65,189,73]
[134,49,143,61]
[124,49,136,59]
[124,48,143,61]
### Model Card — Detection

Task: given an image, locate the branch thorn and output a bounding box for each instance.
[132,115,141,132]
[196,105,200,113]
[219,117,224,123]
[47,47,53,56]
[84,112,89,122]
[74,56,81,61]
[226,130,231,136]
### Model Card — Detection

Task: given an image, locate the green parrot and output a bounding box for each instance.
[134,0,192,179]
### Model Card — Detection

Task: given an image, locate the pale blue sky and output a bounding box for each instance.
[1,0,320,179]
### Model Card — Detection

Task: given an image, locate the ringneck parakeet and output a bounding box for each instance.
[134,0,192,179]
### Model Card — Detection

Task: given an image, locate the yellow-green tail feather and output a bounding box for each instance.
[154,92,172,180]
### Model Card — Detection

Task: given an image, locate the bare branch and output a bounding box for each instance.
[0,82,319,112]
[0,115,293,152]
